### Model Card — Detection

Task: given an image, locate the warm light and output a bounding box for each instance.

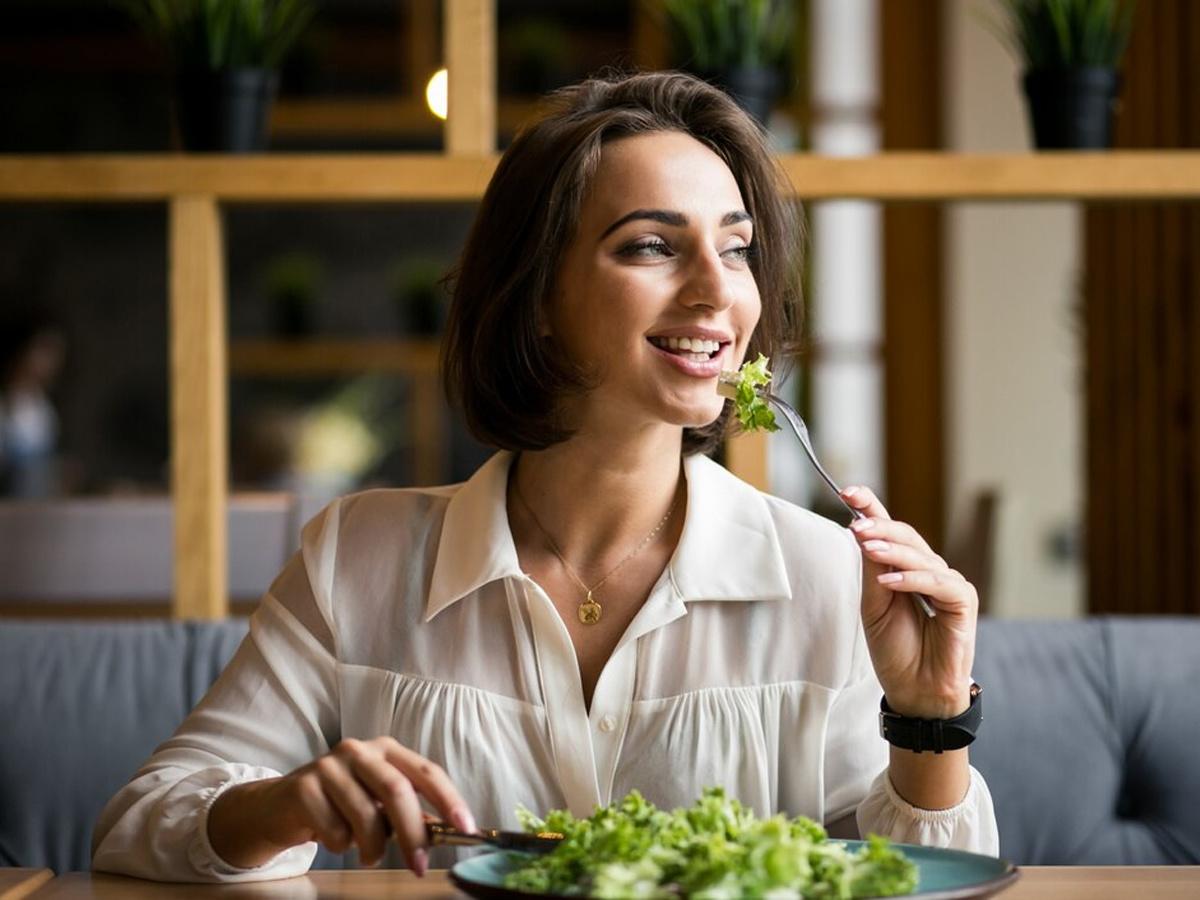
[426,68,448,120]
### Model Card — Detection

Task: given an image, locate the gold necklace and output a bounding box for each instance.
[513,477,679,625]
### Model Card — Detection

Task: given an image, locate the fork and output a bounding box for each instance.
[718,374,936,619]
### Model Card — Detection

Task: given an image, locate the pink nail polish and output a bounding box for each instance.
[412,847,428,877]
[877,572,903,584]
[454,809,477,834]
[850,518,873,532]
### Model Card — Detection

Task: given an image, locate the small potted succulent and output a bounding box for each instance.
[992,0,1136,149]
[660,0,794,126]
[390,258,451,337]
[263,252,323,337]
[117,0,317,152]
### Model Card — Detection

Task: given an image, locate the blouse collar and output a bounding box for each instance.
[424,450,792,623]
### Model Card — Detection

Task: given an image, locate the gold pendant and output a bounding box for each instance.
[578,590,602,625]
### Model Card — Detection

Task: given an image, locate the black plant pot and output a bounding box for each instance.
[173,67,279,153]
[712,66,781,127]
[1022,67,1121,150]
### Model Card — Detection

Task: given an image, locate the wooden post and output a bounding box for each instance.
[169,194,228,620]
[413,371,443,486]
[444,0,495,156]
[406,0,439,98]
[726,430,770,491]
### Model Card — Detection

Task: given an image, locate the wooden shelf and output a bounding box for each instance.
[2,152,1199,202]
[270,97,545,139]
[229,338,440,376]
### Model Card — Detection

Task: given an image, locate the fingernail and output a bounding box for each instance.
[877,572,903,584]
[454,809,478,834]
[842,486,860,497]
[850,518,873,532]
[863,540,889,552]
[412,847,428,877]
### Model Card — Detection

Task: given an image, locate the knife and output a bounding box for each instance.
[425,820,564,854]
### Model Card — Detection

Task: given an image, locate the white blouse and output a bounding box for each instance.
[92,451,999,883]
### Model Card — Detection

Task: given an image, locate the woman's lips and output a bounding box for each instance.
[646,338,727,377]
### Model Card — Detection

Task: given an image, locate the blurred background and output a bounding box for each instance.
[0,0,1195,622]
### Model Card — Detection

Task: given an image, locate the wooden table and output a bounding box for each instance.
[0,870,53,900]
[25,867,1200,898]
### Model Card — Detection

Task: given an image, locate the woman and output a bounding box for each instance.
[93,70,997,883]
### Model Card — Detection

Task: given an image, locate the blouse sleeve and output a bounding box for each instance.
[91,500,344,882]
[825,532,1000,856]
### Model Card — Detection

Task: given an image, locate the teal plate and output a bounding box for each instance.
[449,841,1019,900]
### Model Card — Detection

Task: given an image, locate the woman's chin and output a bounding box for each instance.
[666,398,727,430]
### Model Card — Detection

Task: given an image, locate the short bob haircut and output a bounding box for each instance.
[443,69,804,456]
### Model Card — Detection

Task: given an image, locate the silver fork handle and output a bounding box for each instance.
[764,391,936,619]
[767,392,863,522]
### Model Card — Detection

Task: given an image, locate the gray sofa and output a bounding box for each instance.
[1,617,1197,873]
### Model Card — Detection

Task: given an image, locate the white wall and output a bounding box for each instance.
[942,2,1084,618]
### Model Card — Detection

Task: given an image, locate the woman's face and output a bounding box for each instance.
[548,130,761,437]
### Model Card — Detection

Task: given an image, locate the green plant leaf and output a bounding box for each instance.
[660,0,794,71]
[989,0,1136,67]
[113,0,317,70]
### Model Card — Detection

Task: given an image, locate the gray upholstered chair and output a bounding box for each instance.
[0,616,1196,873]
[970,617,1200,865]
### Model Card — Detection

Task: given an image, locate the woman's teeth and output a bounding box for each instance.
[649,336,721,360]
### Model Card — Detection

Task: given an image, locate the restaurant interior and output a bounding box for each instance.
[1,0,1197,897]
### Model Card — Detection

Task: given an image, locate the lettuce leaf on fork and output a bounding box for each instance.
[725,353,779,434]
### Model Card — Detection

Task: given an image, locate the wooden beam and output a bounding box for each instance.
[270,98,541,139]
[0,155,498,202]
[169,195,227,620]
[412,371,444,486]
[3,153,1200,202]
[444,0,495,155]
[880,0,946,556]
[407,0,440,96]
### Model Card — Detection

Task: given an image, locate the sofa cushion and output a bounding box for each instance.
[0,620,244,871]
[972,617,1200,865]
[0,619,357,874]
[2,616,1196,872]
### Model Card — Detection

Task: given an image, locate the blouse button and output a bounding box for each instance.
[598,714,617,733]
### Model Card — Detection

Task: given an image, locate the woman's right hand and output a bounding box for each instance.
[207,737,477,876]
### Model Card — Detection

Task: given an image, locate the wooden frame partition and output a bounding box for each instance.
[1,152,1198,618]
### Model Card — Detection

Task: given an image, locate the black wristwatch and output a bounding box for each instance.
[878,683,983,754]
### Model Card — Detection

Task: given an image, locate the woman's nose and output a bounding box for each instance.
[678,247,735,311]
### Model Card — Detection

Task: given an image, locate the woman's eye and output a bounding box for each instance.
[621,239,673,258]
[724,244,754,263]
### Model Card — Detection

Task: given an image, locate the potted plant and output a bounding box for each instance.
[992,0,1136,149]
[389,258,450,337]
[659,0,794,126]
[117,0,317,152]
[500,18,570,96]
[263,252,323,337]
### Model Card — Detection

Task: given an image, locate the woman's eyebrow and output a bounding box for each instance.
[599,208,752,241]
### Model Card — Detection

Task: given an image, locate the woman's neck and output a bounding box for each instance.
[508,426,685,574]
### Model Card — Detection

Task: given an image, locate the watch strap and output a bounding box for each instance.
[878,682,983,754]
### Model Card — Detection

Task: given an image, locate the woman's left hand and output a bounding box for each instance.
[841,485,978,721]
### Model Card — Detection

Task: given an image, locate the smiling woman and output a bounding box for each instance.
[91,70,997,887]
[442,70,803,455]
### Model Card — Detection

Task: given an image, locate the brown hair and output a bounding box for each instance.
[442,68,804,456]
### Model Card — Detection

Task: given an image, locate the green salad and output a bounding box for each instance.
[728,354,779,434]
[502,787,918,899]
